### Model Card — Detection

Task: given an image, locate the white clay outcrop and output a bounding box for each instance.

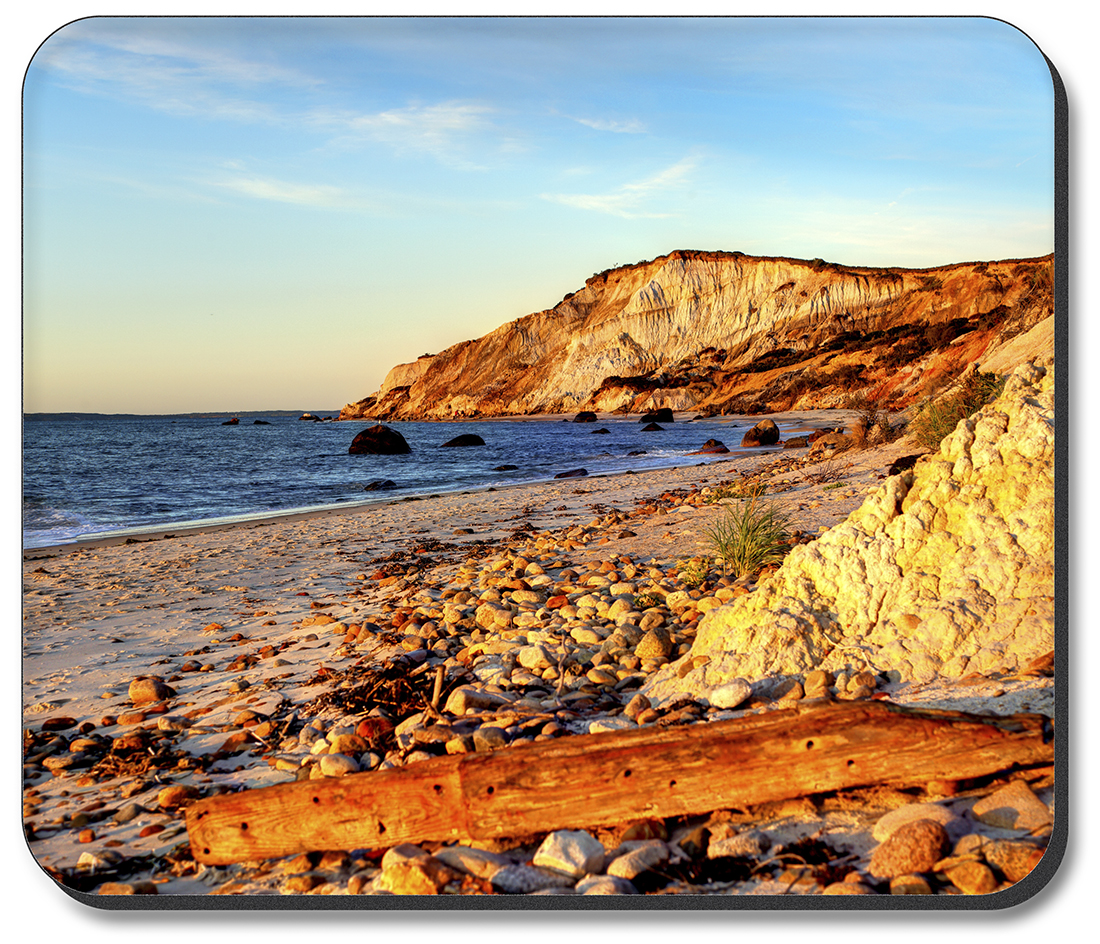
[642,358,1055,704]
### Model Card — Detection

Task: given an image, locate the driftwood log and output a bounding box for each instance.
[187,700,1053,865]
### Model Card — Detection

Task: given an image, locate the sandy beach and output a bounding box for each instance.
[21,424,1055,900]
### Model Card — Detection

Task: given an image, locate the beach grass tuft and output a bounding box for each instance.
[910,370,1006,451]
[706,486,793,578]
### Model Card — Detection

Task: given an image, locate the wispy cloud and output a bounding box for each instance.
[322,101,497,167]
[34,26,500,168]
[571,115,646,134]
[541,156,697,218]
[33,27,314,123]
[209,175,348,208]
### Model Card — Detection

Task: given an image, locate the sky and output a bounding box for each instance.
[20,14,1057,414]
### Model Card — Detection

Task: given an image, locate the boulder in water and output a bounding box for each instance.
[441,433,486,447]
[640,408,674,423]
[349,424,411,455]
[554,468,588,479]
[691,438,729,455]
[363,480,398,491]
[740,419,779,446]
[573,411,598,423]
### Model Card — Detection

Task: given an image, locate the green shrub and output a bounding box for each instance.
[675,557,710,589]
[909,370,1007,451]
[706,488,792,578]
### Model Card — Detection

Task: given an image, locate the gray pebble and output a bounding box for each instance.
[490,864,576,894]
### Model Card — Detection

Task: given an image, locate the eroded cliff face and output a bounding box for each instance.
[340,250,1054,421]
[640,357,1055,704]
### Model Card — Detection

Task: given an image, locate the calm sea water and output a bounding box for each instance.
[22,412,797,548]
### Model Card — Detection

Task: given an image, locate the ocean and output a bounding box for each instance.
[22,412,803,549]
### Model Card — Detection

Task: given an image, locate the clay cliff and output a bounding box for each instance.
[340,250,1054,421]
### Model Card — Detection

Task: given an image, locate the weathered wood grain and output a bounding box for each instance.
[187,700,1053,865]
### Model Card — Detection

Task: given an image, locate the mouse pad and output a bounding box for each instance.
[21,14,1065,910]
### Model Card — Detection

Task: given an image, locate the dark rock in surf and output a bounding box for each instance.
[349,424,411,455]
[252,420,271,425]
[691,439,729,455]
[640,408,674,424]
[641,422,664,432]
[555,468,588,479]
[494,464,519,472]
[591,428,610,434]
[363,480,398,491]
[442,433,486,448]
[221,418,239,426]
[740,419,780,447]
[573,411,598,423]
[782,435,811,448]
[299,413,323,422]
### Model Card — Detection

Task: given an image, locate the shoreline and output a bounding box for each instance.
[23,406,875,556]
[21,431,1054,898]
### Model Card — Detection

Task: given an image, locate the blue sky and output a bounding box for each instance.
[21,15,1056,414]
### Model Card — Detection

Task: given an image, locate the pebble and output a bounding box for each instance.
[472,726,509,751]
[634,628,673,660]
[606,839,669,879]
[518,645,555,671]
[889,873,932,895]
[709,678,752,709]
[128,677,176,704]
[822,881,876,895]
[319,753,360,777]
[869,819,949,879]
[872,801,959,842]
[380,843,429,870]
[623,692,651,720]
[533,829,606,877]
[433,845,512,880]
[981,839,1046,883]
[943,860,998,894]
[112,802,145,825]
[576,875,639,894]
[971,780,1052,831]
[490,864,576,894]
[157,784,200,810]
[97,881,158,895]
[327,733,368,755]
[708,831,768,859]
[588,717,636,734]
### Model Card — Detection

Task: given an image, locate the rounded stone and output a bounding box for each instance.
[945,861,999,895]
[319,753,360,777]
[635,628,673,660]
[128,677,176,705]
[869,819,949,879]
[157,784,200,810]
[709,678,752,709]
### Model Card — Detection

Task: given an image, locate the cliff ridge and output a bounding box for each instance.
[341,250,1054,421]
